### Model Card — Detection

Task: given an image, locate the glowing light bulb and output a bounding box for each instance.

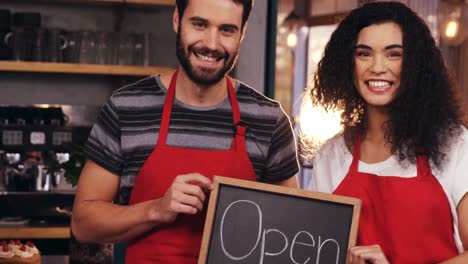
[445,19,459,38]
[34,104,51,108]
[298,95,343,161]
[299,104,342,144]
[287,32,298,48]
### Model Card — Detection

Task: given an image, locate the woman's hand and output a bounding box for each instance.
[349,245,390,264]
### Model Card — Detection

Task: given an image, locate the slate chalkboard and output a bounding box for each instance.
[199,176,361,264]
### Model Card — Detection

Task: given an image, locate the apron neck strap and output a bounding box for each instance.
[349,132,361,172]
[227,77,241,125]
[349,132,427,178]
[226,77,247,152]
[158,70,244,151]
[416,155,430,178]
[158,70,179,146]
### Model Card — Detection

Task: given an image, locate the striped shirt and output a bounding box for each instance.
[84,75,299,203]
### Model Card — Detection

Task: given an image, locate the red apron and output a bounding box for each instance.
[125,71,257,264]
[334,134,458,263]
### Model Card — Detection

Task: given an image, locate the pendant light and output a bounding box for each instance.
[279,0,307,48]
[438,0,468,46]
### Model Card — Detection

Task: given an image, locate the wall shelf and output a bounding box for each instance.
[0,226,70,239]
[95,0,174,5]
[0,61,174,76]
[3,0,175,6]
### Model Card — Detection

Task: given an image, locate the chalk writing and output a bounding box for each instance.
[220,199,340,264]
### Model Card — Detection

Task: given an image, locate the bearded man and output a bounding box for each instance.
[71,1,299,263]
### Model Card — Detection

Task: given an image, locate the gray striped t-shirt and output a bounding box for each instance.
[84,75,299,203]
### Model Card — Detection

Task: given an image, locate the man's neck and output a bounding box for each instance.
[175,67,229,107]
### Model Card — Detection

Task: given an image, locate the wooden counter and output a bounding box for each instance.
[0,226,70,239]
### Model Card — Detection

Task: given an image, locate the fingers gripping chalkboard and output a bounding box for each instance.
[199,176,361,264]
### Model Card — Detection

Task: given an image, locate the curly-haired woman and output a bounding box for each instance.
[308,2,467,263]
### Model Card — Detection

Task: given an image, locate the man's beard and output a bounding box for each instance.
[176,31,239,86]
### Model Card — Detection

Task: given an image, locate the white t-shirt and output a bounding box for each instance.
[308,126,468,252]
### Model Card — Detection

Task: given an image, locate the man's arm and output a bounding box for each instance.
[71,160,212,243]
[71,160,160,243]
[264,110,300,188]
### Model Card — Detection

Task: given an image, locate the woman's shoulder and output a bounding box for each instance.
[433,125,468,211]
[312,132,351,170]
[309,132,351,192]
[433,125,468,178]
[456,125,468,143]
[315,132,348,158]
[443,125,468,158]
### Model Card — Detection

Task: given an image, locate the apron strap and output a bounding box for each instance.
[351,131,428,178]
[157,70,179,146]
[349,132,361,173]
[416,155,430,178]
[227,77,247,152]
[158,71,246,153]
[228,77,241,124]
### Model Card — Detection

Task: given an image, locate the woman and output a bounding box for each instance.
[308,2,467,263]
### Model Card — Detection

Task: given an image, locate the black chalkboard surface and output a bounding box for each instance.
[199,176,361,264]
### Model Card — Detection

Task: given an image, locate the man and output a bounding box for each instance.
[71,0,299,263]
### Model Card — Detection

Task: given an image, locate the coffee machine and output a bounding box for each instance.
[0,105,92,193]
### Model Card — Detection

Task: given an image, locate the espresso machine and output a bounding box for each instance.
[0,105,91,193]
[0,105,94,228]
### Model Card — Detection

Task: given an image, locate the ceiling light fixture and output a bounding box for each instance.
[438,0,468,46]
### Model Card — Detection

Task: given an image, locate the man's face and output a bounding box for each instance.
[174,0,245,86]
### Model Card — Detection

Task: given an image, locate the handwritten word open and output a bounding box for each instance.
[219,200,340,264]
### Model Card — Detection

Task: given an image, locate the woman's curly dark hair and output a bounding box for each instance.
[311,1,463,168]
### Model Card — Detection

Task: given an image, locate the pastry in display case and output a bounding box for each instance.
[0,240,41,264]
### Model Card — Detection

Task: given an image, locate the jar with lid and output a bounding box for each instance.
[0,9,12,60]
[6,12,42,61]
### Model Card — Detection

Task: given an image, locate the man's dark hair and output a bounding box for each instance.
[312,1,463,168]
[175,0,254,30]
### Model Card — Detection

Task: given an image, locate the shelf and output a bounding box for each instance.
[0,61,174,76]
[96,0,175,5]
[0,226,70,239]
[4,0,175,6]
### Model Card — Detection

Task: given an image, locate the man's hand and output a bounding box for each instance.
[151,173,213,224]
[349,245,390,264]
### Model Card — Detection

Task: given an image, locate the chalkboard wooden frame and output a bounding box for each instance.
[198,176,361,264]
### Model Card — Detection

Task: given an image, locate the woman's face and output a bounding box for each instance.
[354,22,403,108]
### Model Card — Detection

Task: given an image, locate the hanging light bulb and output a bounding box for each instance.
[279,11,306,49]
[287,31,298,48]
[445,19,459,38]
[438,0,468,46]
[297,91,343,165]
